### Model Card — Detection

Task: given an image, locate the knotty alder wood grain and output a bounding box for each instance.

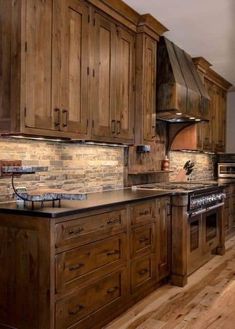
[0,196,171,329]
[105,236,235,329]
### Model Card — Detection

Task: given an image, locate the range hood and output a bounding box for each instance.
[157,37,210,122]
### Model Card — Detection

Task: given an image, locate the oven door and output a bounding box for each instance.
[202,204,222,253]
[187,212,204,275]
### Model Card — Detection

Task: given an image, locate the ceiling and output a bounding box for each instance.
[125,0,235,88]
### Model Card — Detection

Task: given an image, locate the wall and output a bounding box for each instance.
[0,138,124,202]
[226,91,235,153]
[169,151,215,181]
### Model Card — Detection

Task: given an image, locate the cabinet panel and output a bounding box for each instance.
[131,223,155,257]
[143,36,157,141]
[55,208,127,250]
[92,12,116,139]
[157,197,171,279]
[116,27,135,140]
[131,254,156,293]
[56,269,127,329]
[24,0,53,130]
[52,0,89,136]
[130,200,156,226]
[56,233,127,292]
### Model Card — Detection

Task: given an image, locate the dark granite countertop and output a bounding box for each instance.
[0,188,171,219]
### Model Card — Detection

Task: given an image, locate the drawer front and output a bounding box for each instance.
[55,209,127,250]
[131,200,156,226]
[131,224,155,257]
[56,269,127,329]
[131,254,156,293]
[56,234,127,292]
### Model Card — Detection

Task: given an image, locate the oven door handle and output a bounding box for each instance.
[206,202,224,212]
[189,208,207,217]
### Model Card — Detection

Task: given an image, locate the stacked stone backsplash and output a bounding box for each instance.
[169,151,216,181]
[0,138,124,202]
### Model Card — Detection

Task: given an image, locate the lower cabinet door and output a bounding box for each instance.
[55,269,127,329]
[130,254,157,294]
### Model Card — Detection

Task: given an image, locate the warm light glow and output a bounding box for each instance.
[189,117,195,120]
[176,112,182,116]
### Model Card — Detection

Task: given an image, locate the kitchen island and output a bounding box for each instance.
[0,189,171,329]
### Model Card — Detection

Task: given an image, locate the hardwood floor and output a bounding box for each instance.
[104,235,235,329]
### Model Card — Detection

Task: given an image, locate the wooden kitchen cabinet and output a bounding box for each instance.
[0,196,171,329]
[0,0,90,139]
[135,16,167,144]
[193,58,231,153]
[52,0,90,137]
[91,11,135,143]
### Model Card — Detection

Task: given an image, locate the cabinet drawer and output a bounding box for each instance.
[131,254,156,293]
[131,224,155,257]
[55,209,127,250]
[55,269,127,329]
[130,200,156,226]
[56,234,127,292]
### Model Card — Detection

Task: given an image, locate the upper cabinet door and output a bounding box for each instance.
[52,0,89,137]
[115,26,135,141]
[143,36,157,142]
[24,0,53,131]
[92,12,116,139]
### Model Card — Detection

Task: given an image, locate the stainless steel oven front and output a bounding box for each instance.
[218,163,235,178]
[188,201,223,275]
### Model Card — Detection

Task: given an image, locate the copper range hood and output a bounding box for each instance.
[157,37,210,122]
[157,37,210,151]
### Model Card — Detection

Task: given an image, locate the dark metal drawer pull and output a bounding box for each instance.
[69,263,84,271]
[138,268,148,276]
[106,250,120,256]
[107,286,119,294]
[139,210,150,216]
[116,120,121,135]
[139,237,149,243]
[107,217,121,225]
[62,109,68,127]
[111,120,116,134]
[54,108,60,128]
[68,227,84,235]
[68,304,84,315]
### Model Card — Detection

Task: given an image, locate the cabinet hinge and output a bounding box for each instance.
[24,107,27,117]
[92,69,95,78]
[25,42,27,52]
[87,67,90,75]
[86,119,89,128]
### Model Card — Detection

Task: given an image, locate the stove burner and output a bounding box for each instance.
[135,182,217,191]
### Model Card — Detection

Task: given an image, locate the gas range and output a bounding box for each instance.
[133,182,218,192]
[132,182,225,214]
